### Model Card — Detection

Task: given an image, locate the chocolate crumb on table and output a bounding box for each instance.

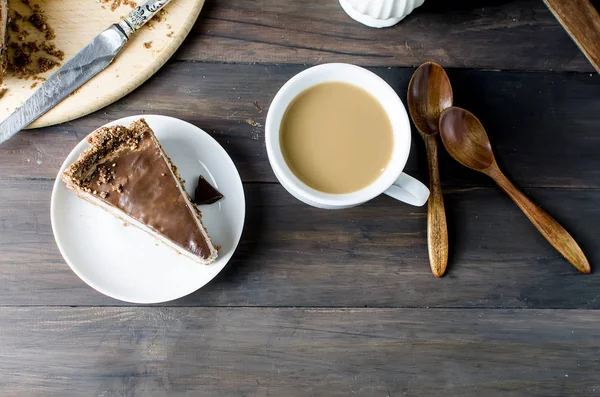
[0,88,7,99]
[143,41,152,49]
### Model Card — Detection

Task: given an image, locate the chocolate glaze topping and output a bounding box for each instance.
[87,137,211,259]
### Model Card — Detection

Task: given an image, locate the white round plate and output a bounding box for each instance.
[51,115,245,304]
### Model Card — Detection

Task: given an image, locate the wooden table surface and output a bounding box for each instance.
[2,0,600,395]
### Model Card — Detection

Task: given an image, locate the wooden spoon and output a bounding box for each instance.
[407,62,453,277]
[439,107,591,274]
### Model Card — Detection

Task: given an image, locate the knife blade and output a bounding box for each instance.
[0,0,172,145]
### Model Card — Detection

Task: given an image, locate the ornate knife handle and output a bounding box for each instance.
[118,0,172,37]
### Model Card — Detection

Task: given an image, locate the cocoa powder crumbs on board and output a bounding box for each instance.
[40,42,64,60]
[154,9,167,23]
[37,57,59,73]
[5,1,63,82]
[8,18,20,33]
[10,42,32,70]
[100,0,137,11]
[28,12,55,40]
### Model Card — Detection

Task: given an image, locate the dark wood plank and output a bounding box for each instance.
[2,180,599,308]
[1,307,599,396]
[1,63,599,188]
[170,0,596,72]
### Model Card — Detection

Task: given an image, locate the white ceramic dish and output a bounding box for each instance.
[265,63,429,210]
[51,115,245,304]
[339,0,425,28]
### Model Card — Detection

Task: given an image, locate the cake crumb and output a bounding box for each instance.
[143,41,152,49]
[37,57,59,73]
[8,18,20,33]
[0,88,8,99]
[30,82,37,89]
[100,0,137,10]
[246,119,259,127]
[6,4,63,80]
[28,12,55,41]
[40,42,64,60]
[154,9,167,22]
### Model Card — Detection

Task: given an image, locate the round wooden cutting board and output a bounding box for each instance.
[1,0,204,128]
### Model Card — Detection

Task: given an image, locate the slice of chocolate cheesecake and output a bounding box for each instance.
[62,119,218,265]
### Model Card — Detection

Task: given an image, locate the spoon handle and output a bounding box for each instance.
[424,135,449,277]
[490,168,591,274]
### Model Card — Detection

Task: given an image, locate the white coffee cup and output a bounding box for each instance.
[265,63,429,210]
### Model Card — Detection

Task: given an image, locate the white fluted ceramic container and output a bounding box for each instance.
[339,0,425,28]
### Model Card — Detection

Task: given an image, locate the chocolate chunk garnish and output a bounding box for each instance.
[194,175,223,205]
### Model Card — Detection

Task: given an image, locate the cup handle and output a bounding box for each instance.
[383,173,430,206]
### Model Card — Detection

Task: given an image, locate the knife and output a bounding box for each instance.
[0,0,172,145]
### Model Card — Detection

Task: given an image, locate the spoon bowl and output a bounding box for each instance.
[439,107,494,172]
[408,62,453,136]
